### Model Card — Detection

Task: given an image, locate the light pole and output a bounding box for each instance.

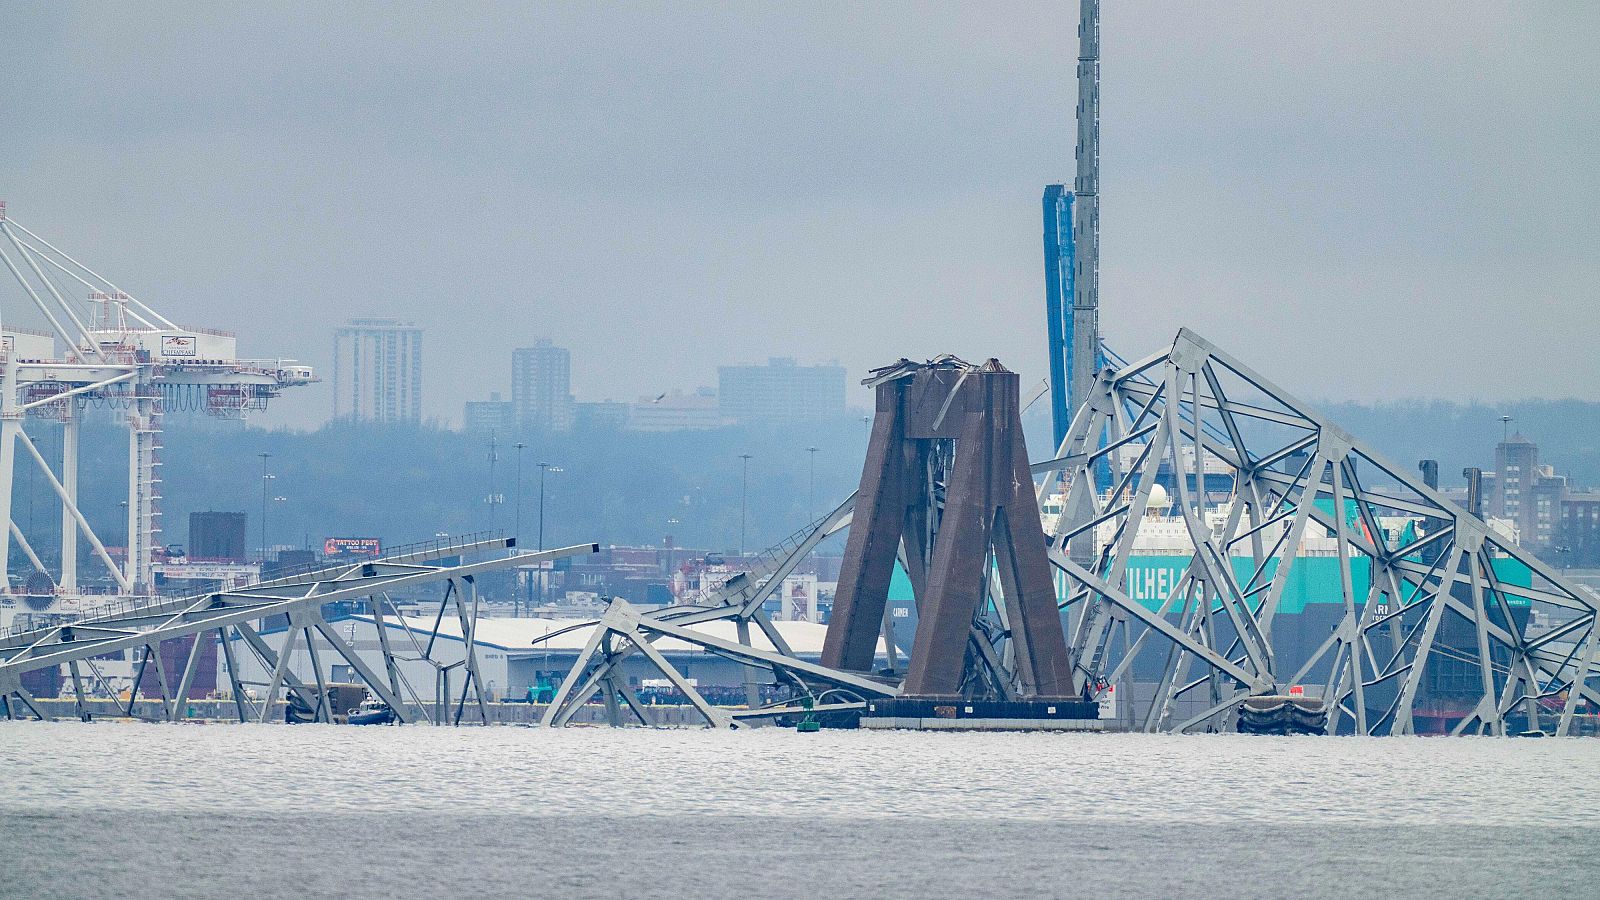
[806,446,819,522]
[537,462,562,551]
[258,452,273,562]
[486,434,500,529]
[665,516,680,578]
[537,462,561,604]
[271,496,287,565]
[738,453,752,557]
[514,442,527,539]
[1500,414,1513,444]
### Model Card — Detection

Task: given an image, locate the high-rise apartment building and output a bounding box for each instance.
[333,318,422,423]
[717,358,846,425]
[512,339,574,432]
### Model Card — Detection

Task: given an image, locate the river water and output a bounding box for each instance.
[1,722,1596,898]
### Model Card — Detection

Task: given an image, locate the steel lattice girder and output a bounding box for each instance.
[1036,329,1600,735]
[540,494,905,729]
[0,540,598,724]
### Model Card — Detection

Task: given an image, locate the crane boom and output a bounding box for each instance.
[1069,0,1101,419]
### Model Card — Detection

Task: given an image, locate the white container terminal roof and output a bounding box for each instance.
[353,615,899,660]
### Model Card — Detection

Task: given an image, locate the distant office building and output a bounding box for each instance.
[189,511,248,562]
[1560,491,1600,565]
[1493,434,1570,549]
[333,318,422,423]
[574,400,630,431]
[513,339,574,432]
[464,392,516,433]
[1530,471,1570,550]
[1492,433,1537,523]
[630,388,727,432]
[264,549,318,579]
[717,358,846,425]
[1476,435,1600,563]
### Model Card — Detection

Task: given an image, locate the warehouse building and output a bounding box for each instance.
[222,612,896,703]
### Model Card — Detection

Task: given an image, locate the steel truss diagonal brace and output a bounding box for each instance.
[1040,328,1600,735]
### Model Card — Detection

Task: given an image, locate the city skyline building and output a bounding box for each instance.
[1531,469,1570,550]
[332,318,422,423]
[513,339,574,432]
[1492,433,1537,524]
[573,400,630,431]
[1559,490,1600,565]
[717,358,846,425]
[1493,432,1567,549]
[464,392,516,433]
[188,511,248,563]
[1487,431,1588,554]
[630,388,727,432]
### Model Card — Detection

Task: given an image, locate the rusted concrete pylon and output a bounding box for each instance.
[821,357,1075,698]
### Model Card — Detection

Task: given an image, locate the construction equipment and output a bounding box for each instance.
[0,202,314,616]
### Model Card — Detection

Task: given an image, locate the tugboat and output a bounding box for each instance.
[284,685,393,724]
[347,696,397,725]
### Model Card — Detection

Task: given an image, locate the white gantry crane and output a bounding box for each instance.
[0,201,314,620]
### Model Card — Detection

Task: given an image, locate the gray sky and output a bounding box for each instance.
[3,3,1596,428]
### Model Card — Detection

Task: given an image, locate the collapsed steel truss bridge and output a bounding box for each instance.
[540,495,899,729]
[4,329,1594,737]
[0,537,596,723]
[547,329,1600,735]
[1036,329,1600,735]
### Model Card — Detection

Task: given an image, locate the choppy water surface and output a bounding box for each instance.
[2,723,1597,898]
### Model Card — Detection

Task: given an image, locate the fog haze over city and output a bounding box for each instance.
[4,3,1598,429]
